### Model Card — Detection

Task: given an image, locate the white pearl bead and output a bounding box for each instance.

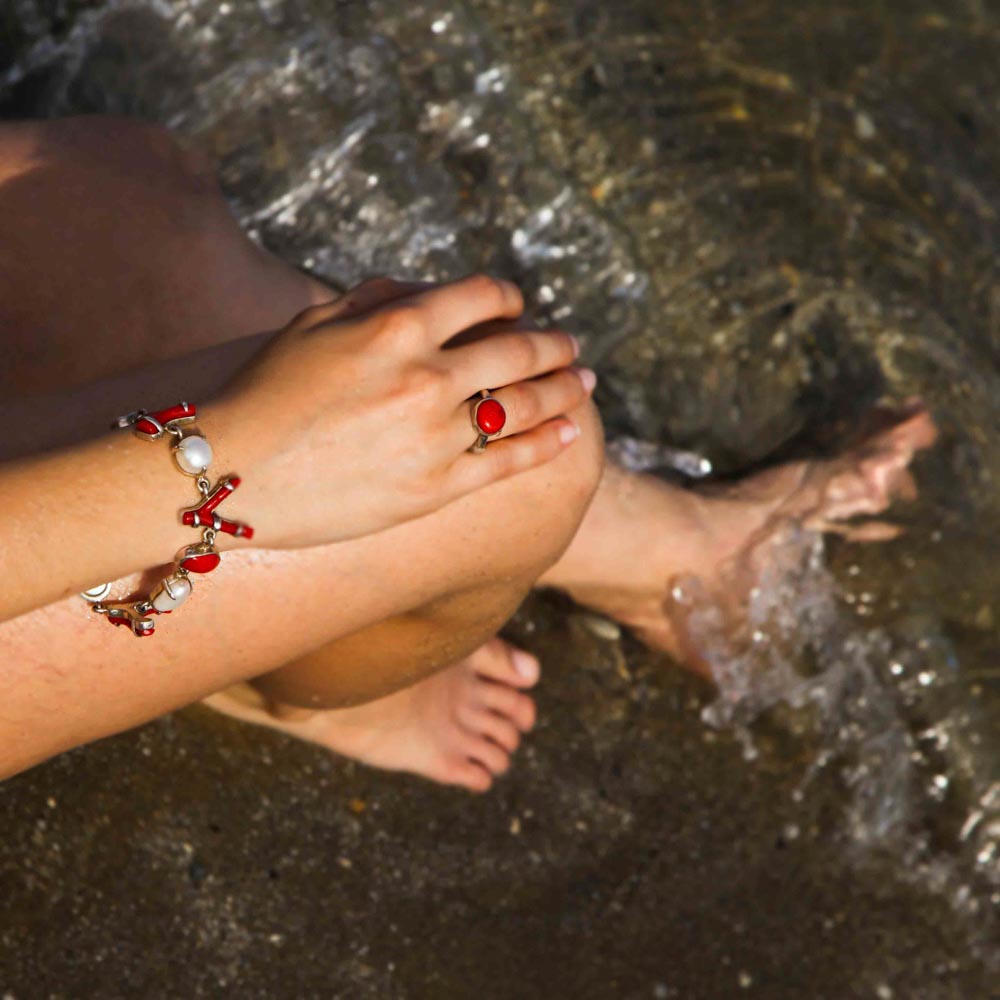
[174,434,213,474]
[150,574,193,612]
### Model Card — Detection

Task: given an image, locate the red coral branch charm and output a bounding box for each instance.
[106,606,155,637]
[180,476,254,539]
[94,401,253,636]
[116,402,198,440]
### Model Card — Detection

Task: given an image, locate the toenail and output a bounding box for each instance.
[511,650,539,681]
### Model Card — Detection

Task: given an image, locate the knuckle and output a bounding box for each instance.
[496,437,537,479]
[290,302,328,330]
[559,366,587,400]
[391,449,436,502]
[373,304,425,347]
[508,385,539,428]
[511,332,540,369]
[404,363,448,401]
[410,462,450,510]
[467,273,521,312]
[467,273,504,300]
[355,275,402,299]
[488,443,517,481]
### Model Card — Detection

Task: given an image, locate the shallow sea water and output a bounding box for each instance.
[1,1,998,997]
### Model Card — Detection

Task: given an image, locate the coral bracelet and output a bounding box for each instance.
[79,403,253,637]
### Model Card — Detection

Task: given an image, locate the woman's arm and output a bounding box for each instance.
[0,403,244,623]
[0,275,592,624]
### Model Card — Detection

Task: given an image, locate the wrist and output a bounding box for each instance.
[197,394,279,551]
[79,400,257,636]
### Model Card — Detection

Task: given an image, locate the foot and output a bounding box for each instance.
[549,403,938,669]
[202,638,539,792]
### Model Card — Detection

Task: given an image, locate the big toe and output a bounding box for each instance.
[470,637,541,688]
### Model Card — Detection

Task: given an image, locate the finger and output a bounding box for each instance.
[382,274,524,344]
[443,314,542,349]
[446,417,581,496]
[298,277,433,329]
[447,328,581,394]
[451,367,595,449]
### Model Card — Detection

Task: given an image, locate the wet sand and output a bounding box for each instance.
[0,604,991,997]
[1,1,998,996]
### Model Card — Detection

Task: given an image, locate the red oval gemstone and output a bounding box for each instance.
[475,398,506,435]
[180,551,221,574]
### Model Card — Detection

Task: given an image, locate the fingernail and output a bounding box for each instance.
[569,334,581,358]
[558,421,581,444]
[573,366,597,393]
[512,650,539,682]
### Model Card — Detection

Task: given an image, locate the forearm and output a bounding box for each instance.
[0,326,281,623]
[0,404,243,623]
[0,399,595,779]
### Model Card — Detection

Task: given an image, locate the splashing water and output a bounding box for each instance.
[676,520,999,963]
[2,0,998,974]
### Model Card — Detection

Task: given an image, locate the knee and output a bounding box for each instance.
[85,116,219,192]
[562,395,605,510]
[542,394,605,556]
[76,116,246,266]
[40,116,221,225]
[485,394,605,582]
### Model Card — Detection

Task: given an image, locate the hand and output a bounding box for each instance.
[214,274,595,548]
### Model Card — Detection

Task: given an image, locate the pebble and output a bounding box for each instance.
[577,612,621,641]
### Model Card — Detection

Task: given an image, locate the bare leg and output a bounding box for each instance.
[199,400,936,792]
[0,117,935,791]
[203,638,540,792]
[539,403,938,668]
[0,115,323,395]
[0,116,604,786]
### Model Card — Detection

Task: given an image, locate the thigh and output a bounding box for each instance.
[0,115,321,394]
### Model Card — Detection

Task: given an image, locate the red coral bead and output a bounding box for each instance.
[475,398,506,435]
[178,550,221,574]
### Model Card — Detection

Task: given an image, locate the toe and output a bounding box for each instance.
[459,705,522,753]
[440,757,494,793]
[471,638,540,688]
[858,455,898,509]
[836,520,904,542]
[894,468,918,502]
[889,406,938,452]
[478,682,537,732]
[464,734,511,777]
